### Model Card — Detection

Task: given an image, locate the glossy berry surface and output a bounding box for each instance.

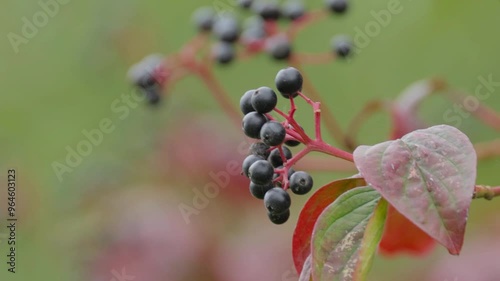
[250,142,271,158]
[249,182,274,199]
[268,146,292,168]
[242,154,264,177]
[240,90,256,114]
[332,36,352,58]
[260,121,286,146]
[249,160,275,185]
[289,171,314,195]
[325,0,348,14]
[251,87,278,114]
[282,1,305,21]
[213,41,235,64]
[192,7,215,31]
[264,187,291,214]
[242,112,268,139]
[213,16,240,43]
[267,36,291,60]
[275,67,303,98]
[267,209,290,224]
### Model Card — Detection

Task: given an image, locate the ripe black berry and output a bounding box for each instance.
[213,41,235,64]
[282,1,305,21]
[242,154,264,177]
[289,171,314,195]
[241,26,267,44]
[213,15,241,43]
[253,1,281,21]
[267,35,291,60]
[285,139,301,147]
[250,142,271,158]
[240,90,256,114]
[192,7,216,32]
[242,112,268,139]
[332,35,352,58]
[267,209,290,224]
[249,160,274,185]
[249,182,274,199]
[237,0,253,9]
[128,54,162,89]
[144,87,161,105]
[251,87,278,114]
[260,121,286,146]
[268,146,292,168]
[275,67,303,98]
[325,0,348,14]
[264,187,291,214]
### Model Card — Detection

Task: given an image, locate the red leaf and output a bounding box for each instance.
[379,205,436,256]
[354,125,477,255]
[292,177,366,274]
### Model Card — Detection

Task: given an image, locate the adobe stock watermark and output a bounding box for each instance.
[347,0,405,60]
[7,0,72,54]
[178,139,252,224]
[110,268,135,281]
[51,89,146,182]
[443,74,500,128]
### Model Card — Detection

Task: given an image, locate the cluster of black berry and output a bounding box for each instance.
[240,67,314,224]
[192,0,352,64]
[127,54,165,105]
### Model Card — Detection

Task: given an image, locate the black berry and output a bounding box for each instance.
[249,182,274,199]
[237,0,253,9]
[250,142,271,158]
[241,26,266,44]
[325,0,348,14]
[264,187,291,214]
[249,160,274,185]
[253,1,281,21]
[285,139,301,147]
[213,15,240,43]
[260,121,286,146]
[267,209,290,224]
[240,90,256,114]
[332,35,352,58]
[289,171,314,195]
[275,67,303,98]
[192,7,215,31]
[282,1,305,21]
[213,41,235,64]
[144,87,161,105]
[251,87,278,114]
[267,35,291,60]
[242,112,268,139]
[268,146,292,168]
[242,154,264,177]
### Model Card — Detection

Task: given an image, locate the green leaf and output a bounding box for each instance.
[311,187,387,281]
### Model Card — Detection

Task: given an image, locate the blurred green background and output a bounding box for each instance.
[1,0,499,280]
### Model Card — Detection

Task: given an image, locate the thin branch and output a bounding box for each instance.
[473,185,500,200]
[474,139,500,160]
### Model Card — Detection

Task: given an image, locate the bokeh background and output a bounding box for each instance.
[1,0,499,280]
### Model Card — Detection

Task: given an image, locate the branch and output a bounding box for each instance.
[473,185,500,200]
[474,139,500,160]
